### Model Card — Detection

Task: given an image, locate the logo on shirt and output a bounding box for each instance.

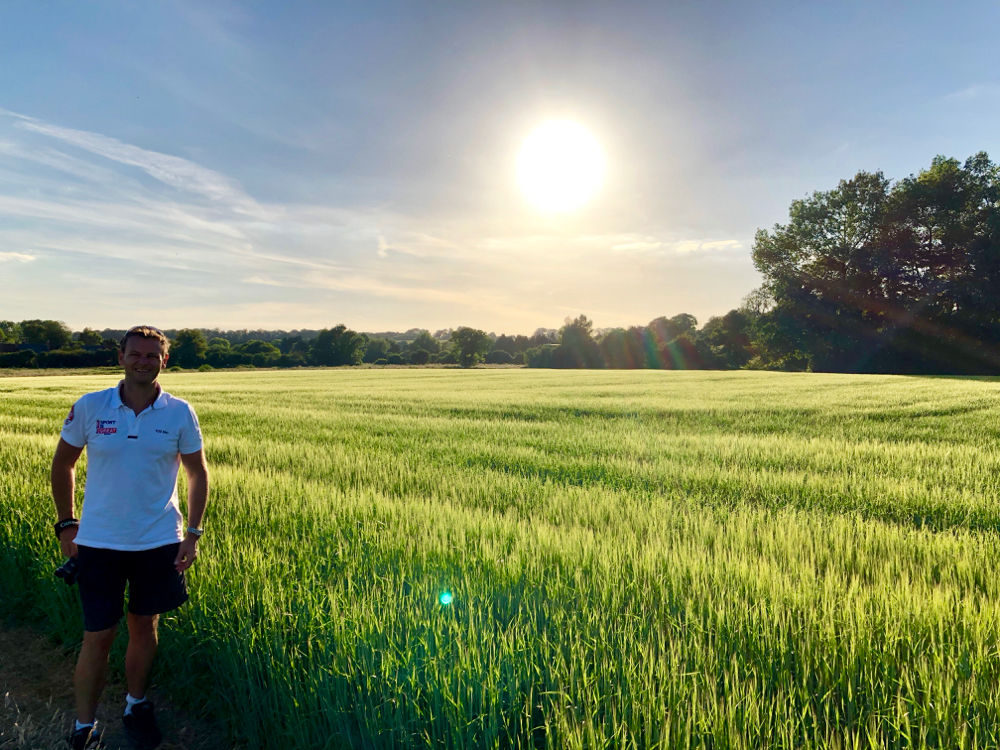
[64,405,75,426]
[96,419,118,435]
[155,429,170,435]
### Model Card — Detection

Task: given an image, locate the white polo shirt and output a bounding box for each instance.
[60,382,203,551]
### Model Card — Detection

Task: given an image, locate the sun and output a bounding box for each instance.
[517,119,606,213]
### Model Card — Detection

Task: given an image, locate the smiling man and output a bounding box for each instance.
[52,325,209,750]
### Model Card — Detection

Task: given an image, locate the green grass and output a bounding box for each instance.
[2,369,1000,748]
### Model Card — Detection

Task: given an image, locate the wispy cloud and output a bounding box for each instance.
[611,235,743,255]
[943,83,1000,102]
[0,251,35,263]
[4,109,259,213]
[243,275,287,287]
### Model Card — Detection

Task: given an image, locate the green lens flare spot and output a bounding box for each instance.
[439,591,453,606]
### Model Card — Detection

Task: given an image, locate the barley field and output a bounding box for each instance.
[2,369,1000,749]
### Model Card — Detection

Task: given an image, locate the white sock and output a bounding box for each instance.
[124,693,146,716]
[75,719,96,731]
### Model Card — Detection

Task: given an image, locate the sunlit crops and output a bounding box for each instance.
[3,369,1000,749]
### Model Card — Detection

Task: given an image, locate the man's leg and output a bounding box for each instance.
[74,625,118,724]
[125,612,159,700]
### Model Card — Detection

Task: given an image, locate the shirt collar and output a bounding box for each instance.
[113,380,167,410]
[111,382,125,409]
[152,387,168,410]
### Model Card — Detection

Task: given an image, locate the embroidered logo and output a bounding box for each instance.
[96,419,118,435]
[155,429,170,435]
[64,405,75,426]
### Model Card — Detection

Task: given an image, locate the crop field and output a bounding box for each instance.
[3,369,1000,749]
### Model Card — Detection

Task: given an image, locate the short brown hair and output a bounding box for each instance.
[119,325,170,354]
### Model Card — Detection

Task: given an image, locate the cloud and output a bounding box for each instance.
[943,84,1000,102]
[243,275,288,287]
[0,251,35,263]
[610,235,743,255]
[4,110,259,213]
[612,239,664,253]
[685,239,743,253]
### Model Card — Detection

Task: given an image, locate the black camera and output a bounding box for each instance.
[55,557,79,586]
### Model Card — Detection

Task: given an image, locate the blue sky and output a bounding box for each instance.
[2,1,999,333]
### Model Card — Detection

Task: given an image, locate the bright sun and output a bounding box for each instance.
[517,119,605,213]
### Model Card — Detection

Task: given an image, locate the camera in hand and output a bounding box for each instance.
[55,557,79,585]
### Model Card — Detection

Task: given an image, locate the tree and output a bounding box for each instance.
[647,314,697,344]
[76,328,103,347]
[20,320,72,351]
[0,321,22,344]
[553,315,602,368]
[701,310,754,369]
[753,152,1000,373]
[206,338,238,368]
[311,325,365,366]
[171,329,208,368]
[450,326,491,367]
[238,340,281,367]
[409,330,439,355]
[363,337,392,363]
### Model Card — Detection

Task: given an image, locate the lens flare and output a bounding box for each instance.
[439,591,454,606]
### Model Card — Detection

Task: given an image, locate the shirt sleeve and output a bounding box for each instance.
[59,398,87,448]
[178,403,204,454]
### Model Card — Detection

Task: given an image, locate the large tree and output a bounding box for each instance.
[311,325,365,366]
[553,315,602,368]
[450,327,491,367]
[171,329,208,368]
[753,152,1000,373]
[20,319,72,351]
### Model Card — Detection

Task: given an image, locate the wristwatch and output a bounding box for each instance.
[186,526,204,538]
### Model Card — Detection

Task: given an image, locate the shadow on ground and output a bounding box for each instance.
[0,622,231,749]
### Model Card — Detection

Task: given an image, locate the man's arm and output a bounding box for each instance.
[175,449,209,572]
[51,438,84,558]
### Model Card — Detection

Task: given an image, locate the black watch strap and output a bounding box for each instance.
[54,518,79,538]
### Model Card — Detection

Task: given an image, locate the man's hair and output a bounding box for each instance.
[119,325,170,354]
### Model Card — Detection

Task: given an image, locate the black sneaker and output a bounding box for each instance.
[122,700,163,749]
[68,723,103,749]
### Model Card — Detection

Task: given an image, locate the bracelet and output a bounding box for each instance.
[186,526,204,538]
[54,518,79,538]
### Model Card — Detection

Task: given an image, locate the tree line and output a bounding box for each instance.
[0,316,755,370]
[4,152,998,374]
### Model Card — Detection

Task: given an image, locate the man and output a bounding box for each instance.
[52,326,209,750]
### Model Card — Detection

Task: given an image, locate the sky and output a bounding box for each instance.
[1,1,999,335]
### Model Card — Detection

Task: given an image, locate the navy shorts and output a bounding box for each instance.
[76,543,188,632]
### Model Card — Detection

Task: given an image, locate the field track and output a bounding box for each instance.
[2,369,1000,749]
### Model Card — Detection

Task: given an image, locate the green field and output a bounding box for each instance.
[3,369,1000,749]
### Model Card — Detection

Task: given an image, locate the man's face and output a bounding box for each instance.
[119,336,169,385]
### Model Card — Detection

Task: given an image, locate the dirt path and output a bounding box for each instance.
[0,622,230,749]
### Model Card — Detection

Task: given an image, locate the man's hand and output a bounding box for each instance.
[58,526,78,559]
[174,536,198,572]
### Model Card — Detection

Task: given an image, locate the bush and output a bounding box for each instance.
[409,348,431,365]
[387,353,405,365]
[485,350,513,365]
[524,344,558,368]
[374,358,389,366]
[0,350,37,368]
[198,364,214,372]
[36,348,116,368]
[168,365,183,372]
